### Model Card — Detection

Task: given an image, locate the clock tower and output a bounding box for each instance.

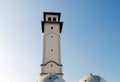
[37,12,65,82]
[37,12,107,82]
[41,12,63,75]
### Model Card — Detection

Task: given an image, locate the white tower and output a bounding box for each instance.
[37,12,65,82]
[41,12,63,75]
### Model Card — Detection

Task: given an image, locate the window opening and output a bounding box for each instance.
[48,17,51,21]
[51,49,53,52]
[53,17,56,22]
[51,27,53,29]
[49,77,52,79]
[51,64,53,67]
[51,36,53,38]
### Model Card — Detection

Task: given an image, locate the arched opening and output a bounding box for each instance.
[53,17,56,22]
[48,17,51,21]
[51,64,53,67]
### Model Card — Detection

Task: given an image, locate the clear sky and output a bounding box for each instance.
[0,0,120,82]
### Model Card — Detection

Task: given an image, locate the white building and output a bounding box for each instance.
[37,12,65,82]
[79,73,107,82]
[37,12,107,82]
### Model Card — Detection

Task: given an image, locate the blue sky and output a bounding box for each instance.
[0,0,120,82]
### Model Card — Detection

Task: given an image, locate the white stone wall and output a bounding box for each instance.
[41,62,62,74]
[42,22,62,74]
[44,23,60,34]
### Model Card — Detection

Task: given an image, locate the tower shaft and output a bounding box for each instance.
[41,12,63,76]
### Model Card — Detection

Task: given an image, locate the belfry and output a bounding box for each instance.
[37,12,65,82]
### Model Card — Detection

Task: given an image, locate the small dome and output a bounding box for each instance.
[37,74,65,82]
[79,73,107,82]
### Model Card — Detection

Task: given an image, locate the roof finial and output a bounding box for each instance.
[90,73,93,77]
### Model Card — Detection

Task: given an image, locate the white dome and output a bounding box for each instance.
[79,73,107,82]
[37,74,65,82]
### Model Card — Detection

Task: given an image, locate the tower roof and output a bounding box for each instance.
[41,12,63,33]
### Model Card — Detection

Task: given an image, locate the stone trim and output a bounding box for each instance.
[41,61,63,66]
[40,73,64,75]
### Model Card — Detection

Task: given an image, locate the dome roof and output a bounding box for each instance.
[37,74,65,82]
[79,73,107,82]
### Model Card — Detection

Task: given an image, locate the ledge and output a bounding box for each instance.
[41,61,63,66]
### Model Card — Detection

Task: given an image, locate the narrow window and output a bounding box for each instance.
[51,64,53,67]
[48,17,51,21]
[49,77,51,79]
[53,17,56,22]
[51,27,53,29]
[51,49,53,52]
[51,36,53,38]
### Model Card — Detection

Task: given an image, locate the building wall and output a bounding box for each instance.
[42,23,61,73]
[41,62,62,74]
